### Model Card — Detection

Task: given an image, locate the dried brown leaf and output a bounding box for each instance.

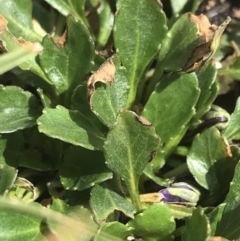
[53,31,67,48]
[87,55,116,105]
[0,14,42,54]
[182,14,231,73]
[222,135,233,157]
[135,115,152,126]
[0,15,8,33]
[190,14,217,42]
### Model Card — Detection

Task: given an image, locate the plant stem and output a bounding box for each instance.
[143,62,164,104]
[173,146,189,156]
[163,163,188,178]
[126,82,137,109]
[113,173,125,194]
[55,14,66,37]
[163,126,189,159]
[127,178,142,211]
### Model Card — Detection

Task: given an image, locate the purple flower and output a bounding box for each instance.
[159,182,200,206]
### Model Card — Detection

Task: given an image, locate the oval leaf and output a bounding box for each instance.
[39,15,94,100]
[195,61,218,119]
[104,110,160,185]
[114,0,167,107]
[90,184,136,222]
[87,55,129,127]
[127,203,175,240]
[37,105,105,150]
[0,85,41,133]
[187,127,237,196]
[142,73,199,143]
[44,0,88,26]
[0,0,42,41]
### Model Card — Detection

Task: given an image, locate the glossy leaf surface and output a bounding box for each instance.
[187,127,237,196]
[195,61,218,119]
[44,0,88,25]
[127,203,175,240]
[143,73,199,143]
[114,0,167,107]
[0,86,41,133]
[0,0,42,41]
[37,105,105,150]
[39,15,94,102]
[222,97,240,140]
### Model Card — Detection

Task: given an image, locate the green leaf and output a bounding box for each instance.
[0,47,39,75]
[18,148,58,171]
[12,68,54,97]
[167,205,194,219]
[96,0,114,49]
[0,19,50,84]
[0,132,24,167]
[0,204,47,241]
[49,198,98,241]
[60,146,112,191]
[0,85,41,133]
[32,1,52,34]
[94,222,133,241]
[127,203,175,240]
[37,105,106,150]
[182,207,210,241]
[194,61,218,119]
[90,184,136,222]
[44,0,88,26]
[187,127,237,196]
[104,110,160,210]
[39,15,94,103]
[222,97,240,140]
[0,0,42,42]
[0,165,17,195]
[219,57,240,80]
[208,203,226,236]
[114,0,167,107]
[159,13,201,72]
[72,85,106,131]
[89,55,129,127]
[215,161,240,239]
[143,163,171,187]
[159,13,229,73]
[0,197,99,241]
[142,73,199,144]
[170,0,188,15]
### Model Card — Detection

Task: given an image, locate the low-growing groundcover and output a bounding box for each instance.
[1,0,240,240]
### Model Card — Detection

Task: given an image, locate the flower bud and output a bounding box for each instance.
[159,182,200,206]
